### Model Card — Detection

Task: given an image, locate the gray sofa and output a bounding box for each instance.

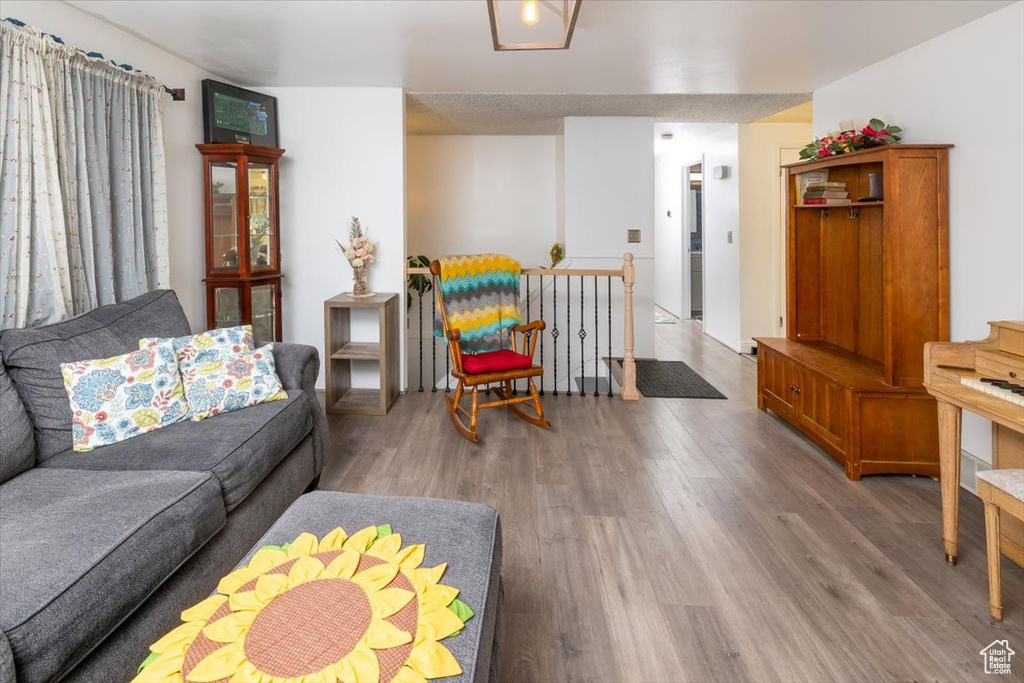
[0,290,327,682]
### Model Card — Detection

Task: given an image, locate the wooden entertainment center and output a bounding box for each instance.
[756,144,952,480]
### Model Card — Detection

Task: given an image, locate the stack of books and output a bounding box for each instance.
[803,181,850,205]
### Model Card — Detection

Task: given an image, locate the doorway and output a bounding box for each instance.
[684,160,704,322]
[775,147,802,335]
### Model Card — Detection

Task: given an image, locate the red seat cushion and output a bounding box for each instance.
[461,349,534,375]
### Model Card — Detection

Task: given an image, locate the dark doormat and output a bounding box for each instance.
[613,359,726,399]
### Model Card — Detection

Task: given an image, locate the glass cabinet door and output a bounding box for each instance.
[213,286,242,328]
[210,163,239,273]
[250,282,278,345]
[247,163,276,272]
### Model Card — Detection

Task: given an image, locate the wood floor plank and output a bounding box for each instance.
[318,319,1024,682]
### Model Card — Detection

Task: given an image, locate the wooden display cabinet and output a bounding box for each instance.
[756,144,952,479]
[198,143,285,345]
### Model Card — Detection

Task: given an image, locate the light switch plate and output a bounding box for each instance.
[627,229,641,243]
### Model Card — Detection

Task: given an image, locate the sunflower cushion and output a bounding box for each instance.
[135,491,503,683]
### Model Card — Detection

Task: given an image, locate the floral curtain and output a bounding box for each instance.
[0,20,169,329]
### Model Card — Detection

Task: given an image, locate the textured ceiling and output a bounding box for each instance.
[405,93,813,135]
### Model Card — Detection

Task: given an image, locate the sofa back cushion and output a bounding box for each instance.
[0,290,191,461]
[0,358,35,482]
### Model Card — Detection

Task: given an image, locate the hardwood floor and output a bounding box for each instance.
[321,321,1024,682]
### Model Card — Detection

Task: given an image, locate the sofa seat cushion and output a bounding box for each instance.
[0,290,191,461]
[230,492,502,683]
[0,468,225,683]
[40,391,312,512]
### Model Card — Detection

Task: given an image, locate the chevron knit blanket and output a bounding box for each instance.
[434,254,522,354]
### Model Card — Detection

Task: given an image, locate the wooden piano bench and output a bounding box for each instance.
[978,468,1024,620]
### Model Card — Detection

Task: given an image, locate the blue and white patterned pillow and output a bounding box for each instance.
[179,343,287,421]
[139,324,254,356]
[139,325,255,418]
[61,341,189,451]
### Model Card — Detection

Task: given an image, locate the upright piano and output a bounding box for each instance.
[924,321,1024,565]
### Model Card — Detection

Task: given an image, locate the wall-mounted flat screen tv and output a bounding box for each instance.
[202,79,278,147]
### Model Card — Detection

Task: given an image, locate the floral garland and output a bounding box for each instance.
[799,119,903,160]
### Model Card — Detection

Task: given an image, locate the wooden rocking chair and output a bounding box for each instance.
[430,259,551,442]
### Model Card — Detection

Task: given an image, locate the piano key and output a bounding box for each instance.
[960,376,1024,408]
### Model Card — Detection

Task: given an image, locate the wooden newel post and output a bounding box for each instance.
[621,252,639,400]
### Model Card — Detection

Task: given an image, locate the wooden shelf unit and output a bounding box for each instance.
[324,292,400,416]
[756,144,952,480]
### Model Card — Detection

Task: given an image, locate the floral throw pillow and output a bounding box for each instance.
[140,325,255,419]
[62,341,189,451]
[139,324,254,357]
[179,344,287,421]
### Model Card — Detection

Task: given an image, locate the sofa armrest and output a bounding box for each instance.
[272,343,327,477]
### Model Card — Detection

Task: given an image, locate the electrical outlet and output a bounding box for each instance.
[727,230,733,244]
[627,229,641,244]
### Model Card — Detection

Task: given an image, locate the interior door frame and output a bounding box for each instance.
[774,145,803,336]
[682,156,704,322]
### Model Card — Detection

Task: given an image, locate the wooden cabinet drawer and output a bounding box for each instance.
[758,345,798,417]
[797,369,848,460]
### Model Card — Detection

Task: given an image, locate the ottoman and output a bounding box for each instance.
[137,492,503,683]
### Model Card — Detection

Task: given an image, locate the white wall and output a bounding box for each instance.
[698,126,742,352]
[406,136,557,266]
[738,122,812,349]
[4,0,223,330]
[264,87,406,391]
[813,1,1024,463]
[654,150,685,318]
[563,117,655,358]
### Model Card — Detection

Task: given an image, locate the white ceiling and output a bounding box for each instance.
[69,0,1012,94]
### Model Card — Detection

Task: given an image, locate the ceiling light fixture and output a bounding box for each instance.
[521,0,540,26]
[487,0,582,51]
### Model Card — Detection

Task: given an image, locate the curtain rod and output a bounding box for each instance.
[4,18,185,101]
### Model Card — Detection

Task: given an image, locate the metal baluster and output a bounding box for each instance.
[418,289,424,392]
[431,291,437,393]
[516,274,529,397]
[579,275,586,398]
[607,277,613,397]
[566,276,572,396]
[552,275,559,396]
[539,274,545,396]
[593,275,599,397]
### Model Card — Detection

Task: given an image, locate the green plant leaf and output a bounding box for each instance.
[448,598,475,622]
[869,118,885,130]
[375,524,393,538]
